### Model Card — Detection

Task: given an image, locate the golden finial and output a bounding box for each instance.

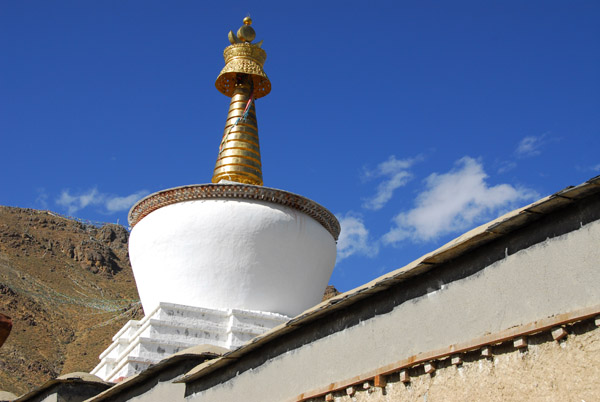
[227,17,257,44]
[219,18,270,97]
[212,18,271,186]
[237,23,256,43]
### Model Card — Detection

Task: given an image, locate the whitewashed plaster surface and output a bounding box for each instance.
[91,302,289,382]
[129,199,336,317]
[124,380,186,402]
[186,219,600,402]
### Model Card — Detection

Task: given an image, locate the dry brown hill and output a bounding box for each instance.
[0,206,141,396]
[322,285,340,301]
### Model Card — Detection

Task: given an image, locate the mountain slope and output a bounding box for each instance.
[0,206,141,396]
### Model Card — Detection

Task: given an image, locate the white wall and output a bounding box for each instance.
[186,219,600,402]
[124,382,185,402]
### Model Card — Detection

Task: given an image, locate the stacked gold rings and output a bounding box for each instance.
[212,86,263,185]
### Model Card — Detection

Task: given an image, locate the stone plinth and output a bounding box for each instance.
[91,302,289,382]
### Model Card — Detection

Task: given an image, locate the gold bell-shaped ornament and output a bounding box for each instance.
[215,17,271,99]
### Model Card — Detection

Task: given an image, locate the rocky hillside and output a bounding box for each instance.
[0,206,341,396]
[322,285,340,301]
[0,207,142,396]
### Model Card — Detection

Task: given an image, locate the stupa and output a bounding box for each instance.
[91,18,340,382]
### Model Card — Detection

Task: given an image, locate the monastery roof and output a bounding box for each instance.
[179,174,600,384]
[87,344,227,401]
[0,391,17,401]
[15,372,110,402]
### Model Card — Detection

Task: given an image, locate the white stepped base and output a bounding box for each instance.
[91,302,290,382]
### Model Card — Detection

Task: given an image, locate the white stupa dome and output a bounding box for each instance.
[128,183,339,317]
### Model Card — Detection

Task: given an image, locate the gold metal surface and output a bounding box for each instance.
[213,165,261,176]
[213,166,262,185]
[212,18,272,186]
[216,18,270,99]
[227,109,256,120]
[215,45,270,98]
[231,93,253,102]
[219,140,261,153]
[219,131,257,143]
[224,125,258,136]
[237,17,256,43]
[212,77,263,185]
[220,132,259,143]
[219,148,261,163]
[225,113,257,123]
[220,147,260,157]
[216,156,262,170]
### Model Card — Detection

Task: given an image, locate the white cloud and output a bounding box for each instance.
[591,164,600,172]
[362,156,419,210]
[516,135,544,157]
[56,188,148,215]
[57,188,103,214]
[497,161,517,174]
[105,191,149,212]
[336,213,379,262]
[35,188,49,209]
[383,157,538,245]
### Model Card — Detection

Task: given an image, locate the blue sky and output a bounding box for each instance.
[2,1,599,292]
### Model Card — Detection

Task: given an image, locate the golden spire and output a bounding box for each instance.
[212,17,270,186]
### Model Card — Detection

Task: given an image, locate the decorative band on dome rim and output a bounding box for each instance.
[128,184,340,240]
